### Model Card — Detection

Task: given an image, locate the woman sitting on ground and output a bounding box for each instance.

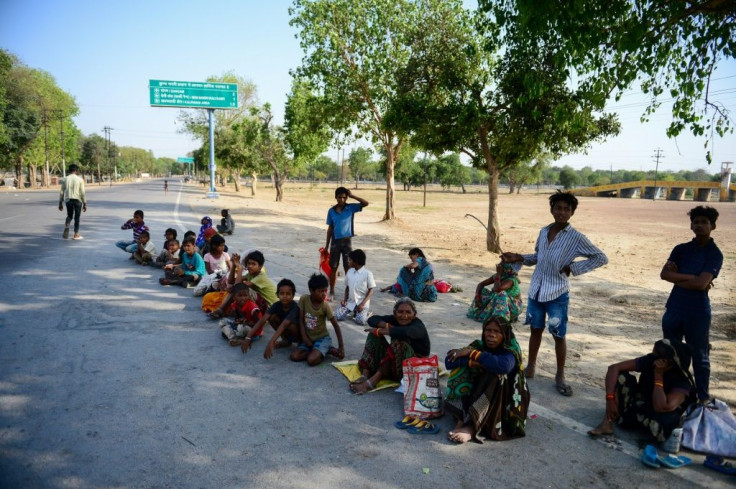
[444,316,530,443]
[349,297,430,394]
[588,339,695,443]
[380,248,437,302]
[467,262,523,324]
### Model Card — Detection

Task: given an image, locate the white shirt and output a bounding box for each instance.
[522,223,608,303]
[344,266,376,310]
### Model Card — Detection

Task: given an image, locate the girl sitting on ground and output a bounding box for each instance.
[380,248,437,302]
[350,297,430,394]
[196,216,213,248]
[203,235,231,275]
[445,316,530,443]
[467,262,523,324]
[588,339,695,443]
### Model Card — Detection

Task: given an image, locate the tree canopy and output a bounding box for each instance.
[481,0,736,162]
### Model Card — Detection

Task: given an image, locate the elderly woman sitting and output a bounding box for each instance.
[444,316,530,443]
[467,262,523,324]
[349,297,430,394]
[588,339,695,443]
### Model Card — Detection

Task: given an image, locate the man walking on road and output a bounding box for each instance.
[59,164,87,240]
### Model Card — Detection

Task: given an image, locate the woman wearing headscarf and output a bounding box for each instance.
[196,216,213,248]
[381,248,437,302]
[444,316,530,443]
[588,339,695,442]
[467,262,523,324]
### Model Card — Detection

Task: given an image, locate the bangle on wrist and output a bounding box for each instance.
[653,382,664,388]
[606,394,615,400]
[244,337,252,342]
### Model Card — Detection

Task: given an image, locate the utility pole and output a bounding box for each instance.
[56,110,66,178]
[652,148,664,201]
[103,126,113,186]
[43,110,50,187]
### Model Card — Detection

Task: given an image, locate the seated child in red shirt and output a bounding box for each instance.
[220,283,262,346]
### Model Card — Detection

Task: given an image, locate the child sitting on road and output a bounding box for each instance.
[163,228,177,252]
[196,216,213,248]
[152,240,180,269]
[209,250,277,317]
[203,235,231,275]
[220,283,262,346]
[132,230,157,265]
[335,249,375,325]
[160,237,206,288]
[293,273,345,366]
[217,209,235,235]
[180,231,200,257]
[241,279,301,358]
[116,210,148,256]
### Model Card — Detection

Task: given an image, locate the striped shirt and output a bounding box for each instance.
[522,223,608,303]
[121,220,149,242]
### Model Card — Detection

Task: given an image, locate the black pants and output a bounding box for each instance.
[65,199,83,233]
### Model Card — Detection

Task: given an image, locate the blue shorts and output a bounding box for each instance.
[525,292,569,338]
[298,335,332,356]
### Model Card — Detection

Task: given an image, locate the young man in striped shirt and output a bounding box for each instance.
[502,191,608,397]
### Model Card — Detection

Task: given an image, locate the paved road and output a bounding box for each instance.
[0,181,729,488]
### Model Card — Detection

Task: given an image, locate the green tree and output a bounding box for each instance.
[347,147,373,187]
[283,78,332,180]
[558,166,580,189]
[290,0,418,220]
[505,152,550,193]
[484,0,736,162]
[384,0,618,251]
[435,153,469,192]
[312,154,338,181]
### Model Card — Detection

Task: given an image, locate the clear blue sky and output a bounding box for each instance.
[1,0,734,173]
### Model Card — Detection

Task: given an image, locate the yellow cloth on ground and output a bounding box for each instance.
[333,359,450,393]
[332,360,400,392]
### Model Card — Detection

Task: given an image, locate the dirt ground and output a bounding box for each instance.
[200,181,735,406]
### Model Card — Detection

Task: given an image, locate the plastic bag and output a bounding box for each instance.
[319,247,332,277]
[402,355,443,419]
[681,398,736,457]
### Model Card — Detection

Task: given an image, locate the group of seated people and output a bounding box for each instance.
[114,209,699,449]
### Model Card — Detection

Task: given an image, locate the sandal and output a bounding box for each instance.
[394,416,421,430]
[704,455,736,475]
[407,420,440,435]
[556,382,573,397]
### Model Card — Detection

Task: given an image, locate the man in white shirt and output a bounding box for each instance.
[58,164,87,240]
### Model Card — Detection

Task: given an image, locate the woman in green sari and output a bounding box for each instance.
[444,316,530,443]
[467,262,523,324]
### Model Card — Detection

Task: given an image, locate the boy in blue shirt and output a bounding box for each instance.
[325,187,369,300]
[660,205,722,402]
[160,238,206,288]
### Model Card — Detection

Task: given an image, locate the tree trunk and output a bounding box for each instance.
[383,147,396,220]
[508,181,516,194]
[275,178,284,202]
[517,185,522,194]
[28,164,37,188]
[232,169,240,192]
[251,172,258,196]
[97,162,102,186]
[16,156,24,189]
[479,129,501,253]
[461,183,467,194]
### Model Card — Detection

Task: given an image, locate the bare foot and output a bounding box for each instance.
[350,378,374,395]
[229,339,244,347]
[524,364,535,379]
[588,419,614,437]
[448,425,475,444]
[274,339,291,349]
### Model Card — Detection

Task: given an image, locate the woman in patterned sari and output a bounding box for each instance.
[381,248,437,302]
[467,262,523,323]
[445,316,530,443]
[350,298,430,394]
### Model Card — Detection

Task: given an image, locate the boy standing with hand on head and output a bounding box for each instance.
[293,274,345,366]
[335,249,376,325]
[502,191,607,398]
[660,206,722,403]
[325,187,369,301]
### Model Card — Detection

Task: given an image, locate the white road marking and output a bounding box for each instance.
[173,183,187,233]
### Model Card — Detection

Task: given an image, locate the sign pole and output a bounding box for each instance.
[207,108,218,198]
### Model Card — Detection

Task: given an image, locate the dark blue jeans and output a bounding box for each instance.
[65,199,83,233]
[662,306,710,400]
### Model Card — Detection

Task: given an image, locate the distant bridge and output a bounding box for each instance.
[572,180,736,202]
